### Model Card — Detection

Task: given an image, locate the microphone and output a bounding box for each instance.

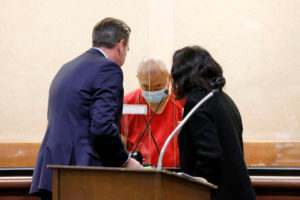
[210,77,225,91]
[130,89,169,163]
[157,78,224,170]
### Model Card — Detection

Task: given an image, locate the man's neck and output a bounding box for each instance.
[94,46,119,65]
[93,47,108,58]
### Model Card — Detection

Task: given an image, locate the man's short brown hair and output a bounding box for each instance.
[92,17,131,48]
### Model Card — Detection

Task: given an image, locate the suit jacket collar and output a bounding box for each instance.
[86,48,105,57]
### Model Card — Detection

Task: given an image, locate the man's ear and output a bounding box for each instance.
[120,39,125,46]
[117,39,126,54]
[167,74,171,87]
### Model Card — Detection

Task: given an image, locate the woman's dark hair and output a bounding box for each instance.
[171,45,224,99]
[92,17,131,48]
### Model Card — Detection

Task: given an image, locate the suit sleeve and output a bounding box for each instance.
[187,102,223,184]
[89,62,128,167]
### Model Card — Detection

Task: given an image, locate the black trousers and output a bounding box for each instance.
[40,191,52,200]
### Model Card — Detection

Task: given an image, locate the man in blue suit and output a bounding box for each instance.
[30,17,143,199]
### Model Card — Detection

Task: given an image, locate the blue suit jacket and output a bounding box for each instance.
[30,48,128,195]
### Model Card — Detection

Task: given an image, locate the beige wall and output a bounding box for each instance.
[0,0,299,142]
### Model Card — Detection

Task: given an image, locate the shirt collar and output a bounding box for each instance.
[93,47,108,58]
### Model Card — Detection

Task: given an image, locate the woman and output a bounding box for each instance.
[171,46,256,200]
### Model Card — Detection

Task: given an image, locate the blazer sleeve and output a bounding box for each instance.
[186,102,223,184]
[89,62,128,167]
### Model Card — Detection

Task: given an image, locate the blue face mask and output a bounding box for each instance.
[142,88,167,103]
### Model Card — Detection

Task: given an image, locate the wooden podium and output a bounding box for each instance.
[49,165,216,200]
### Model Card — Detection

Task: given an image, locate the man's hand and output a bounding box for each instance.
[123,157,143,169]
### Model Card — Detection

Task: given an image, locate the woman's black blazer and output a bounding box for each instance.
[179,89,256,200]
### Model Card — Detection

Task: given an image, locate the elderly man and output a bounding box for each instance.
[121,56,184,167]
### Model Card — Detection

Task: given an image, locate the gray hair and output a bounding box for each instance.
[137,56,169,77]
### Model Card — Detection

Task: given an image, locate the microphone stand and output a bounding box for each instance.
[138,94,160,154]
[130,89,169,159]
[142,114,160,154]
[157,77,225,170]
[157,89,218,171]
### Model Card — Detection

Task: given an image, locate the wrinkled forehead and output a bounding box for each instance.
[138,71,169,88]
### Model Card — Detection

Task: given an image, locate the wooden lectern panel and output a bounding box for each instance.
[161,173,211,200]
[50,165,214,200]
